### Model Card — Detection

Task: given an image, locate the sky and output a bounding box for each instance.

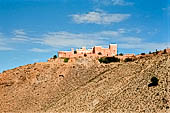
[0,0,170,72]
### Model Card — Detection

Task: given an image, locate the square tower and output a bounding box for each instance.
[109,44,117,56]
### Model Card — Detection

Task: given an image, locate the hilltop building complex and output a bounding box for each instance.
[58,44,117,58]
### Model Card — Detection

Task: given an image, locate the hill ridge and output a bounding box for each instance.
[0,53,169,113]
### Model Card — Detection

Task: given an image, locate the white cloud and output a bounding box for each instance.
[12,29,29,41]
[99,31,120,36]
[93,0,134,6]
[118,28,142,34]
[11,37,28,41]
[0,47,14,51]
[0,33,14,51]
[111,0,134,6]
[119,42,169,51]
[3,28,168,52]
[36,30,170,52]
[13,29,26,35]
[71,11,131,24]
[0,43,14,50]
[30,48,51,53]
[41,31,104,47]
[119,37,142,44]
[118,28,126,33]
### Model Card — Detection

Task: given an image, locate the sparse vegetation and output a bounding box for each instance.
[163,49,167,54]
[53,55,57,59]
[98,56,120,63]
[148,76,159,87]
[156,49,159,54]
[64,58,69,62]
[119,53,123,56]
[59,75,64,77]
[124,58,133,62]
[2,70,6,73]
[166,106,169,109]
[98,52,102,55]
[84,54,87,57]
[74,50,77,54]
[141,53,145,55]
[0,50,169,113]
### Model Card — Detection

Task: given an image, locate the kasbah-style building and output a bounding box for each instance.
[57,43,170,60]
[58,44,118,58]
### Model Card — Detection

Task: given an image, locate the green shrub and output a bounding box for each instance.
[141,53,145,55]
[124,58,133,62]
[64,58,69,62]
[98,58,104,63]
[84,54,87,57]
[119,53,123,56]
[148,76,159,87]
[98,52,102,55]
[74,50,77,54]
[99,56,120,63]
[163,49,167,54]
[156,49,159,54]
[53,55,57,59]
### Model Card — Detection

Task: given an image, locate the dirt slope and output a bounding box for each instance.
[0,54,169,113]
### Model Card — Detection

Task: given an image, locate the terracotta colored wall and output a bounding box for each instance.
[58,44,118,58]
[58,52,65,57]
[102,48,111,56]
[166,48,170,53]
[109,44,117,56]
[93,46,102,54]
[58,51,73,58]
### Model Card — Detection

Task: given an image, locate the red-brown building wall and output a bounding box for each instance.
[58,44,118,58]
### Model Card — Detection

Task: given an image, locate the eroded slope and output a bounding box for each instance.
[0,55,169,113]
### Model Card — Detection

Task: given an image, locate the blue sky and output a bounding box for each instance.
[0,0,169,72]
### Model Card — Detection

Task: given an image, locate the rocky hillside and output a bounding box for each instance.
[0,53,169,113]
